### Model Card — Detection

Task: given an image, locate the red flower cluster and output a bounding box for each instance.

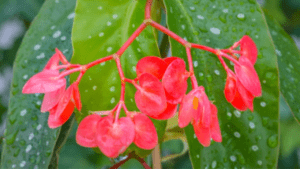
[223,36,262,111]
[22,49,82,128]
[76,113,157,158]
[134,56,222,147]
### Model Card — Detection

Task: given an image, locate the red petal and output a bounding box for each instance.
[163,57,180,66]
[136,56,167,80]
[96,116,135,158]
[236,80,255,111]
[44,52,60,70]
[193,121,211,147]
[76,114,101,147]
[235,57,262,97]
[178,93,197,128]
[210,103,222,142]
[135,73,167,116]
[48,85,75,128]
[22,70,66,93]
[133,114,158,149]
[41,84,65,112]
[72,84,82,111]
[240,35,257,65]
[150,102,177,120]
[192,87,211,127]
[162,58,188,104]
[230,89,248,111]
[224,71,237,103]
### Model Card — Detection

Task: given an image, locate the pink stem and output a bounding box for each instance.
[150,21,187,46]
[116,23,148,56]
[57,67,82,79]
[145,0,153,19]
[185,47,198,89]
[191,43,217,54]
[216,55,230,72]
[219,51,241,66]
[114,103,122,123]
[86,55,113,69]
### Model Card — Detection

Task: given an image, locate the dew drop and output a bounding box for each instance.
[210,27,221,35]
[67,12,75,19]
[193,61,198,67]
[36,53,45,59]
[237,13,245,21]
[12,164,16,168]
[223,9,228,13]
[98,6,102,10]
[13,147,20,157]
[267,134,278,148]
[107,21,111,26]
[20,109,27,116]
[93,86,97,90]
[51,26,56,30]
[249,122,255,129]
[234,132,241,138]
[34,44,41,50]
[227,112,232,120]
[181,25,185,30]
[214,70,220,75]
[197,15,204,20]
[252,145,259,151]
[189,6,196,11]
[28,132,34,140]
[230,155,236,162]
[107,47,112,52]
[26,144,32,153]
[36,124,42,130]
[212,161,217,168]
[110,97,115,104]
[100,62,105,66]
[52,30,61,38]
[257,160,262,166]
[99,32,104,37]
[23,74,28,80]
[20,161,26,168]
[196,154,200,158]
[113,14,118,19]
[110,86,115,92]
[60,36,66,41]
[234,110,241,118]
[260,102,266,107]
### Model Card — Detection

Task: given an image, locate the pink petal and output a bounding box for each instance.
[230,89,248,111]
[76,114,102,147]
[193,121,211,147]
[240,35,257,65]
[236,80,255,111]
[162,58,188,104]
[22,70,66,94]
[210,103,222,142]
[135,73,167,117]
[150,102,177,120]
[163,57,180,66]
[96,116,135,158]
[55,48,68,64]
[44,52,60,70]
[235,57,262,97]
[133,113,158,149]
[178,93,197,128]
[224,71,237,103]
[41,84,65,112]
[193,87,211,127]
[136,56,167,80]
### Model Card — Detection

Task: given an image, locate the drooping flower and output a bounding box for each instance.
[192,102,222,147]
[135,73,167,117]
[239,35,257,65]
[162,58,188,104]
[48,83,81,128]
[133,113,158,149]
[96,116,135,158]
[76,114,102,147]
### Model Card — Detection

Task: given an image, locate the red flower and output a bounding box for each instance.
[178,86,211,128]
[162,58,188,104]
[136,56,167,80]
[133,113,158,149]
[48,83,81,128]
[76,114,102,147]
[135,73,167,117]
[96,116,135,158]
[192,103,222,147]
[239,35,258,65]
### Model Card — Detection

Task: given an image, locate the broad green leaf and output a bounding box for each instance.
[264,10,300,123]
[1,0,76,168]
[71,0,166,158]
[163,0,279,168]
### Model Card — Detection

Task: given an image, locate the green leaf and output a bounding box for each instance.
[71,0,166,158]
[263,10,300,123]
[1,0,76,168]
[163,0,279,168]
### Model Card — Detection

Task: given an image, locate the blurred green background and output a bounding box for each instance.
[0,0,300,168]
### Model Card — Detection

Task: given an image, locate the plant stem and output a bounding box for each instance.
[145,0,153,19]
[186,47,198,89]
[152,145,162,169]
